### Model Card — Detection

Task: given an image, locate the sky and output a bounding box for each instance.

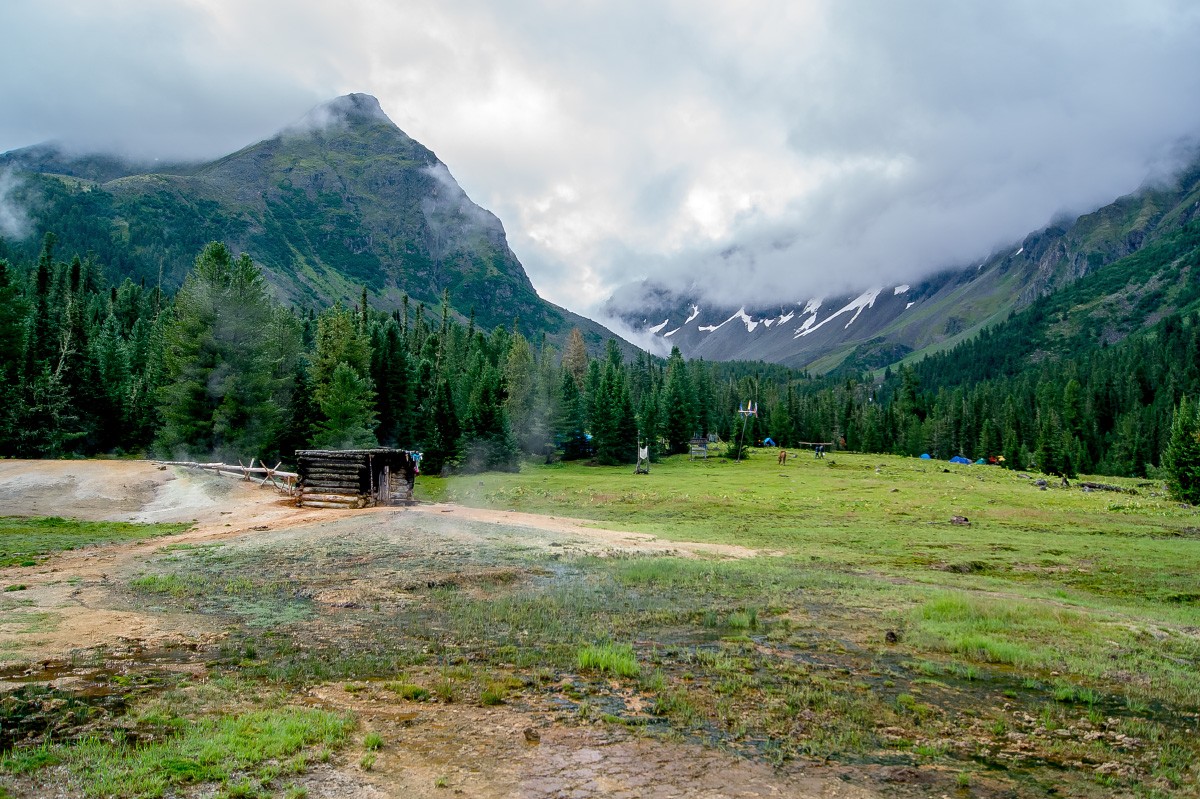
[3,0,1200,319]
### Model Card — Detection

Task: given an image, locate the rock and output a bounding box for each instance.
[523,726,541,743]
[1095,761,1132,777]
[950,515,970,525]
[885,630,900,643]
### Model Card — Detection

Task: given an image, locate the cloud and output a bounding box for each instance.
[0,168,30,240]
[2,1,1199,314]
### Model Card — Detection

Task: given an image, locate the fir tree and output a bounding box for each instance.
[661,347,696,454]
[1163,397,1200,505]
[311,363,379,449]
[156,242,298,460]
[556,370,590,460]
[562,327,588,388]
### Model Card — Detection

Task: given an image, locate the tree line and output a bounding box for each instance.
[1,236,1198,499]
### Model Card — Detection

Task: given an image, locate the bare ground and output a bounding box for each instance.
[0,460,883,799]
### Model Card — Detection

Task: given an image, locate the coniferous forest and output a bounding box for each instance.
[1,233,1199,486]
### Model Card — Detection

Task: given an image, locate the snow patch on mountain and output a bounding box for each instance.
[686,304,700,324]
[794,313,817,335]
[699,307,762,333]
[894,285,910,295]
[664,326,681,337]
[733,308,759,332]
[647,319,669,334]
[795,287,882,338]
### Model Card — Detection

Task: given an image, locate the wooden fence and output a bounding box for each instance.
[155,459,299,494]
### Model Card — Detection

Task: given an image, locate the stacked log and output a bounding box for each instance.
[296,451,370,509]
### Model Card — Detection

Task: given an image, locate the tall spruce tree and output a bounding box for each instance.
[310,304,377,448]
[661,347,696,454]
[1164,397,1200,505]
[311,363,379,449]
[157,242,298,460]
[556,369,590,460]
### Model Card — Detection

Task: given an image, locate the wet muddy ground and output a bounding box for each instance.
[2,462,1198,797]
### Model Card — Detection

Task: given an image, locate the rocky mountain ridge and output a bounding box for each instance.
[0,93,620,350]
[613,151,1200,372]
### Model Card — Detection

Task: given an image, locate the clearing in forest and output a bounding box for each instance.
[0,452,1198,798]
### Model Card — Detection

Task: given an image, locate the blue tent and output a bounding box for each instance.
[975,458,987,465]
[949,455,971,465]
[920,453,932,460]
[764,437,776,446]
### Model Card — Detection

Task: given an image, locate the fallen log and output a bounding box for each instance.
[299,500,362,509]
[298,492,366,504]
[1079,481,1137,495]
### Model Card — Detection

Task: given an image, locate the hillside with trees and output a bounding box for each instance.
[2,225,1199,501]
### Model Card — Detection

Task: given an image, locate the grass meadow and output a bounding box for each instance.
[2,449,1198,797]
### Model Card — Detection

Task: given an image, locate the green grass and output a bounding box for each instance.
[0,516,190,567]
[385,682,430,701]
[577,643,639,677]
[15,451,1194,797]
[0,707,352,798]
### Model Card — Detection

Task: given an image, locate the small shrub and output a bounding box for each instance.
[363,732,383,751]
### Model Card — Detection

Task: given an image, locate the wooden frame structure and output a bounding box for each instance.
[157,459,298,494]
[295,448,419,509]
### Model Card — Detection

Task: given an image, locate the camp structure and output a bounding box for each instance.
[295,449,419,509]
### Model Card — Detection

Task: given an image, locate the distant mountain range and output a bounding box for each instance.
[0,94,618,350]
[4,95,1198,373]
[610,152,1200,372]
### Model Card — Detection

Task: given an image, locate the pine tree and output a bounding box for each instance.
[460,366,519,472]
[311,363,379,449]
[562,327,588,388]
[422,377,461,475]
[1163,397,1200,505]
[156,242,298,460]
[556,370,590,460]
[661,347,696,454]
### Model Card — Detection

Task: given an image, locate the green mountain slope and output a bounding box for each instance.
[833,151,1200,374]
[902,218,1200,390]
[0,94,615,349]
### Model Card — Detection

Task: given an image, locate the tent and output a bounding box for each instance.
[764,437,776,447]
[975,458,987,465]
[949,455,971,465]
[920,453,932,460]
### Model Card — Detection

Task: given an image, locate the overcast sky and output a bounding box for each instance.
[3,0,1200,317]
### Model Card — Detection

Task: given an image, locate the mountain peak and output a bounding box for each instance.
[288,93,395,134]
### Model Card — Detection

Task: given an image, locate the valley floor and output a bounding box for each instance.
[1,456,1198,798]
